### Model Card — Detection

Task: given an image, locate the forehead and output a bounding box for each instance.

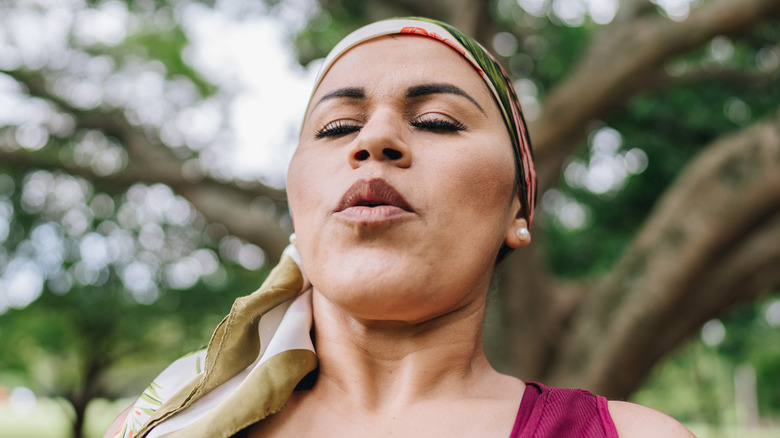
[310,35,493,104]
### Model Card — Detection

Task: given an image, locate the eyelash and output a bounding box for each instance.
[315,116,466,138]
[315,120,361,138]
[410,117,466,132]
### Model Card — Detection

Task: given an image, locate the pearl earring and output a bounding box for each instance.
[516,227,530,241]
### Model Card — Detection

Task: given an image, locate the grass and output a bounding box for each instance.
[0,397,131,438]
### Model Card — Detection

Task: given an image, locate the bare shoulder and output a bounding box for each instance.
[608,400,696,438]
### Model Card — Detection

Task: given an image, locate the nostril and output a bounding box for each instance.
[354,150,370,161]
[383,148,402,160]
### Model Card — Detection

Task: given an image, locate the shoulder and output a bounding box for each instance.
[608,400,696,438]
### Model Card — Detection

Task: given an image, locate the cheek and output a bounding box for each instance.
[419,141,516,260]
[286,144,348,271]
[286,148,323,234]
[286,157,320,275]
[446,144,516,215]
[286,155,305,223]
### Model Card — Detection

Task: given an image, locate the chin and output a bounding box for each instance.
[318,288,447,324]
[298,230,498,322]
[309,258,435,321]
[313,261,484,325]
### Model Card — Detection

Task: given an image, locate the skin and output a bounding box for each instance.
[106,34,695,438]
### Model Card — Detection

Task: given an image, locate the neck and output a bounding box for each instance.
[309,289,497,412]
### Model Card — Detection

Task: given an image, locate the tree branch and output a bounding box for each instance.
[345,0,494,44]
[448,0,493,43]
[530,0,780,192]
[614,0,656,23]
[2,68,292,260]
[545,109,780,397]
[628,65,780,95]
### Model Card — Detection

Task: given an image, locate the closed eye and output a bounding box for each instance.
[410,116,466,133]
[316,120,362,138]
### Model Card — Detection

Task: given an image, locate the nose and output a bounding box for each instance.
[348,111,412,169]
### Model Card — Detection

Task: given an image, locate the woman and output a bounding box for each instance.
[107,18,695,438]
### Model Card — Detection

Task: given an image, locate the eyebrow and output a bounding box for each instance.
[312,87,365,111]
[310,83,485,114]
[405,83,485,113]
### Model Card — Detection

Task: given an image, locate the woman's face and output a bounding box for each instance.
[288,35,527,323]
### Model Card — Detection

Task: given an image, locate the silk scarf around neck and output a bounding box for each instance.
[114,245,316,438]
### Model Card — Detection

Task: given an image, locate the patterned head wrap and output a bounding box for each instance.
[310,17,537,226]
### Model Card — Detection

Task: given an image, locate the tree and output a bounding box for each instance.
[0,167,265,438]
[1,0,779,435]
[0,4,277,436]
[0,280,228,438]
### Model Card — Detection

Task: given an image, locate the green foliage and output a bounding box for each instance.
[291,1,373,66]
[714,293,780,414]
[528,22,590,93]
[122,24,217,96]
[632,291,780,424]
[0,252,268,398]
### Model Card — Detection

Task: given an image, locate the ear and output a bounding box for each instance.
[504,197,531,249]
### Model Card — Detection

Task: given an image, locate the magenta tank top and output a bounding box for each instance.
[509,382,618,438]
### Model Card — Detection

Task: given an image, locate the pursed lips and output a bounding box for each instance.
[333,178,415,224]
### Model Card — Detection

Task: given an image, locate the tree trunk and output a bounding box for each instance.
[69,394,88,438]
[65,352,108,438]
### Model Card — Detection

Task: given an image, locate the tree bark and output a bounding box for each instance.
[542,109,780,397]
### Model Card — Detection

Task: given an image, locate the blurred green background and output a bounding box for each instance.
[1,0,779,437]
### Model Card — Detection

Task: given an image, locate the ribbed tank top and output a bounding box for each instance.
[510,382,618,438]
